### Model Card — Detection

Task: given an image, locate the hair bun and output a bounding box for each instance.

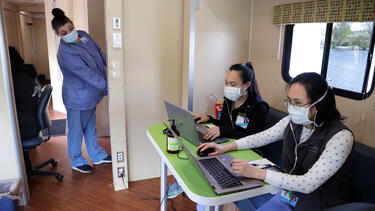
[245,62,253,69]
[52,8,65,17]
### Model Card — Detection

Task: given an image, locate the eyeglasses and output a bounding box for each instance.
[283,99,310,108]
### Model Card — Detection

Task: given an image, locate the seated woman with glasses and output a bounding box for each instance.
[198,72,354,211]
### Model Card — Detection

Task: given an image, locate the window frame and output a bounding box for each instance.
[281,23,375,100]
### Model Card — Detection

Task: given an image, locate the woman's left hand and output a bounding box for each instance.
[230,159,267,180]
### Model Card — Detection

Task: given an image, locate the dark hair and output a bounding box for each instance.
[288,72,342,125]
[8,46,24,66]
[228,62,262,100]
[51,8,72,33]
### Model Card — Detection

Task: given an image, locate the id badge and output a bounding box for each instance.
[80,36,89,43]
[280,190,298,207]
[235,115,249,129]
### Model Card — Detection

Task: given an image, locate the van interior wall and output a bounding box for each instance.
[87,0,110,137]
[193,0,251,115]
[122,0,183,181]
[32,17,50,80]
[4,9,20,51]
[250,0,375,148]
[0,2,28,204]
[18,14,34,65]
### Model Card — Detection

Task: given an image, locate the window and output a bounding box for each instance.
[282,22,375,100]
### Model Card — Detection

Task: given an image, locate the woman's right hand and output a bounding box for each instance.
[197,142,226,156]
[194,114,209,124]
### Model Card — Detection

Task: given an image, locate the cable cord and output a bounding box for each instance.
[225,99,235,131]
[288,123,299,174]
[156,186,177,211]
[177,149,188,160]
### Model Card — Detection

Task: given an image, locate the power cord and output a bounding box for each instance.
[156,181,177,211]
[156,186,169,211]
[177,149,188,160]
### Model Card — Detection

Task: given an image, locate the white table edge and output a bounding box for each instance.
[146,130,280,206]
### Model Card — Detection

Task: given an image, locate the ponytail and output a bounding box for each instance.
[229,62,262,100]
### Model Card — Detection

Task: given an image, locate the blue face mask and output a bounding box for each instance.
[63,29,78,43]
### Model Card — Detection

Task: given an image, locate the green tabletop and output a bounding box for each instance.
[147,123,267,198]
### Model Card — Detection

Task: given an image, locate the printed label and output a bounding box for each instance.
[167,137,179,151]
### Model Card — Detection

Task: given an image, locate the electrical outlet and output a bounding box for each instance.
[117,151,124,162]
[118,167,124,178]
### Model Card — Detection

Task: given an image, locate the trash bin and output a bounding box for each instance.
[0,179,19,211]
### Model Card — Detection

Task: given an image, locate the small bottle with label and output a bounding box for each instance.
[166,120,180,154]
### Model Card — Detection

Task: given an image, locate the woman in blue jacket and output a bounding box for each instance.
[51,8,111,173]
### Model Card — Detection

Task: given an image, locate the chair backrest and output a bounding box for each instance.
[37,84,52,129]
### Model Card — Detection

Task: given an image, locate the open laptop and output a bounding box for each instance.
[164,100,229,146]
[164,123,263,195]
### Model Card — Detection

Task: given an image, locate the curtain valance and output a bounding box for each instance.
[273,0,375,24]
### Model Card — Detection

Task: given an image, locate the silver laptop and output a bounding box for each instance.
[164,100,229,146]
[164,123,263,195]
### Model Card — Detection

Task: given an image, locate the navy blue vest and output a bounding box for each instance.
[282,120,353,211]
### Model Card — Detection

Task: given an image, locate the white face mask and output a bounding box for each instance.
[288,88,328,126]
[288,104,313,125]
[224,85,245,101]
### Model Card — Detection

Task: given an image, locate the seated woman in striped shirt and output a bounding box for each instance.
[198,72,354,211]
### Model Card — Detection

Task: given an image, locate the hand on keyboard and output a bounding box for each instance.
[194,114,209,124]
[203,126,220,140]
[230,159,267,180]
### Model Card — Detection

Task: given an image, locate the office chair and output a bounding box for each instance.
[21,84,63,181]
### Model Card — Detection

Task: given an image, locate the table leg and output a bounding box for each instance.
[160,159,168,211]
[203,205,221,211]
[214,205,221,211]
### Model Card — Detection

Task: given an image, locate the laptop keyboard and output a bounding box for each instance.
[199,158,242,189]
[196,124,207,134]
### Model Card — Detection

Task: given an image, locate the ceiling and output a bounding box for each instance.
[4,0,45,13]
[4,0,44,7]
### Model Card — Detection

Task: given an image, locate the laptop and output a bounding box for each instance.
[164,123,263,195]
[164,100,229,146]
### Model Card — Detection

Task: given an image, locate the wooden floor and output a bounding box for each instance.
[48,102,66,120]
[18,136,197,210]
[20,104,238,210]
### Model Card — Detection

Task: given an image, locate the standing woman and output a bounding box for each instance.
[51,8,111,173]
[194,62,269,140]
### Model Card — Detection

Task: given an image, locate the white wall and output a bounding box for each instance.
[4,9,20,50]
[88,0,110,137]
[18,13,34,65]
[122,0,183,181]
[32,17,50,79]
[193,0,251,115]
[0,0,28,204]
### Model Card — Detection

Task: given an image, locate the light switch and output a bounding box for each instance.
[111,60,120,79]
[112,33,122,48]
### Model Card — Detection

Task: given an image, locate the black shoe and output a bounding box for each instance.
[93,156,112,165]
[72,164,93,173]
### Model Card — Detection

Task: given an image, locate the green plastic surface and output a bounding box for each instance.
[147,123,268,198]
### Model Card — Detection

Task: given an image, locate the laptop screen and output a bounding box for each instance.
[164,100,201,146]
[163,122,203,175]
